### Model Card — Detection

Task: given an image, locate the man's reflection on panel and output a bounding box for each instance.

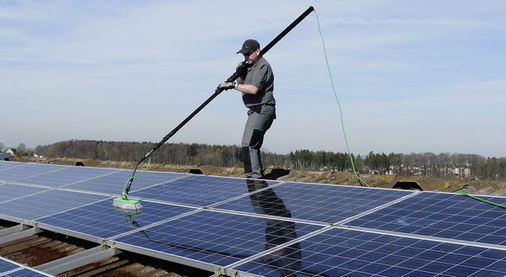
[246,179,302,276]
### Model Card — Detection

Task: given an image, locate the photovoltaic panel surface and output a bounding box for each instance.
[232,227,506,277]
[114,210,323,268]
[0,184,48,203]
[0,161,26,171]
[18,166,119,188]
[347,191,506,245]
[216,180,414,223]
[0,257,18,273]
[0,257,52,276]
[132,175,280,206]
[65,170,184,195]
[1,268,53,277]
[0,162,65,182]
[38,199,196,240]
[0,189,108,220]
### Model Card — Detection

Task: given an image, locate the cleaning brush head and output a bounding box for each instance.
[112,197,143,214]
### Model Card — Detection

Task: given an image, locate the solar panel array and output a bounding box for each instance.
[1,160,505,276]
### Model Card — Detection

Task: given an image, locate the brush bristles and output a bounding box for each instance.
[112,197,143,213]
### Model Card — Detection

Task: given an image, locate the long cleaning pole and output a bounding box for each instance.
[123,6,315,197]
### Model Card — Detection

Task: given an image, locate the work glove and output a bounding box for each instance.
[236,61,249,71]
[217,81,237,91]
[236,61,249,79]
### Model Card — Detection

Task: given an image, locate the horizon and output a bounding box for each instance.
[1,1,505,158]
[5,139,506,159]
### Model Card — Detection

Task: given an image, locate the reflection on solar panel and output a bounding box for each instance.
[1,160,505,276]
[133,175,280,206]
[115,210,322,268]
[216,180,413,223]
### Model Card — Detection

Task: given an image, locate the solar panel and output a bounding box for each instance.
[2,268,54,277]
[113,210,323,268]
[0,257,19,273]
[1,161,506,277]
[216,180,414,223]
[132,175,280,207]
[37,199,196,240]
[0,257,53,276]
[0,161,26,171]
[230,226,506,277]
[0,162,66,182]
[18,166,119,188]
[64,170,185,195]
[0,189,108,220]
[347,191,506,245]
[0,184,48,203]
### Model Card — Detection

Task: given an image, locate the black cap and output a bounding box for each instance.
[236,39,260,54]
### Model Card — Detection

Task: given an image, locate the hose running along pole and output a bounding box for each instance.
[122,6,316,197]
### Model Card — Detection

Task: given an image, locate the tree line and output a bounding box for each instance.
[26,140,506,180]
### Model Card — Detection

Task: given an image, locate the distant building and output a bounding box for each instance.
[6,148,16,156]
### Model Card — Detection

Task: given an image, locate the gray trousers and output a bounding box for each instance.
[242,104,275,179]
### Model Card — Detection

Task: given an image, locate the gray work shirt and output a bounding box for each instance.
[242,56,275,108]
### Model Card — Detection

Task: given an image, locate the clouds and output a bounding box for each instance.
[1,0,505,157]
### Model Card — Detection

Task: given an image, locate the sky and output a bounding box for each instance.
[1,0,505,158]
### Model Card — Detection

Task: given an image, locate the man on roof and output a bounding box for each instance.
[218,39,276,179]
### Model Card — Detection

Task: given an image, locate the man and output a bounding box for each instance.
[218,39,276,179]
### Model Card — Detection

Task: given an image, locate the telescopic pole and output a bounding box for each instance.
[123,6,315,196]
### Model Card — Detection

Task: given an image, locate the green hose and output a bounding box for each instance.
[314,10,370,187]
[314,9,505,210]
[121,155,152,199]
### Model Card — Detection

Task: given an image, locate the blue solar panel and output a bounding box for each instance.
[0,161,24,171]
[0,257,52,276]
[65,170,184,195]
[232,227,506,277]
[0,162,66,182]
[114,210,323,267]
[347,191,506,245]
[132,175,280,206]
[0,257,19,273]
[0,190,108,220]
[38,199,196,239]
[0,184,48,203]
[2,268,53,277]
[216,180,413,223]
[19,166,119,188]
